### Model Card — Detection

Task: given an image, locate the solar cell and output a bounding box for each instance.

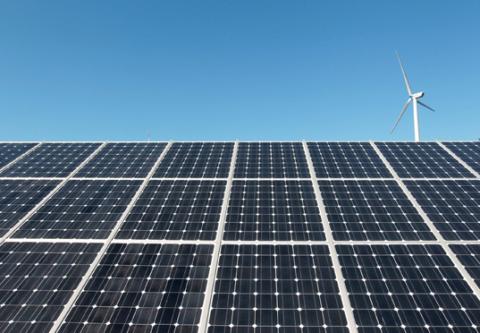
[224,180,325,241]
[0,179,60,237]
[307,142,392,178]
[0,143,101,178]
[0,242,101,333]
[377,142,475,178]
[337,244,480,333]
[59,243,213,333]
[76,142,166,178]
[234,142,310,178]
[319,180,434,241]
[116,180,226,240]
[208,244,348,333]
[154,142,233,178]
[450,244,480,288]
[444,142,480,175]
[14,179,142,239]
[0,143,36,169]
[405,180,480,240]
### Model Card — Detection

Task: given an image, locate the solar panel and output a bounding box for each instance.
[234,142,310,178]
[377,142,475,178]
[451,245,480,288]
[444,142,480,175]
[116,180,226,240]
[319,180,434,241]
[405,180,480,240]
[307,142,392,178]
[13,179,142,239]
[75,143,167,178]
[59,243,213,333]
[0,143,35,169]
[208,244,348,333]
[154,142,233,178]
[0,143,101,178]
[224,180,325,241]
[337,244,480,332]
[0,242,101,332]
[0,140,478,333]
[0,179,60,236]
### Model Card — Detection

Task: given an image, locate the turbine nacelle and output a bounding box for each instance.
[411,91,425,99]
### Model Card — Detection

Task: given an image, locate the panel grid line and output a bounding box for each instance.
[198,141,239,333]
[3,175,477,181]
[437,141,480,178]
[303,141,359,333]
[0,142,107,244]
[7,237,480,246]
[0,142,42,174]
[48,141,173,333]
[370,141,480,302]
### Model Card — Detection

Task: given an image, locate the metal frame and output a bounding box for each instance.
[198,141,239,333]
[303,141,359,333]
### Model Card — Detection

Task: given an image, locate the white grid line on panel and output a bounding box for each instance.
[437,142,480,178]
[111,239,215,245]
[0,142,107,244]
[198,141,239,333]
[49,141,173,333]
[370,141,480,301]
[150,177,228,181]
[0,142,42,174]
[303,141,359,333]
[0,177,66,180]
[232,177,311,181]
[7,237,480,246]
[70,177,146,181]
[5,238,106,244]
[5,238,216,245]
[0,175,476,181]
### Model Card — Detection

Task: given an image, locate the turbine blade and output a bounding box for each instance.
[396,51,412,95]
[418,100,435,112]
[391,98,412,134]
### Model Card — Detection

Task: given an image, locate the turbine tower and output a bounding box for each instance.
[391,53,435,142]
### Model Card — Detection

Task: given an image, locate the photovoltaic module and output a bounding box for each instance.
[0,141,479,333]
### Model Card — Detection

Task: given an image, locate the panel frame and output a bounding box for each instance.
[303,141,359,333]
[198,141,239,333]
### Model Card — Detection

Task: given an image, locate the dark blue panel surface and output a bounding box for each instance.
[117,180,226,240]
[59,243,213,333]
[76,142,166,178]
[0,143,101,177]
[209,245,348,333]
[308,142,392,178]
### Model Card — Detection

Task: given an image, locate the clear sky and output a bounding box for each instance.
[1,1,479,141]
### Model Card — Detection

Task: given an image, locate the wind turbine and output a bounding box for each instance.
[391,52,435,142]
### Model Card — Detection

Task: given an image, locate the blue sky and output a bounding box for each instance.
[0,1,479,141]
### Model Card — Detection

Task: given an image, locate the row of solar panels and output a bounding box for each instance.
[0,142,479,178]
[1,178,480,241]
[0,141,479,333]
[3,241,480,332]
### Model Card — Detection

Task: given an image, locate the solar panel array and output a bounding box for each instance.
[0,140,479,333]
